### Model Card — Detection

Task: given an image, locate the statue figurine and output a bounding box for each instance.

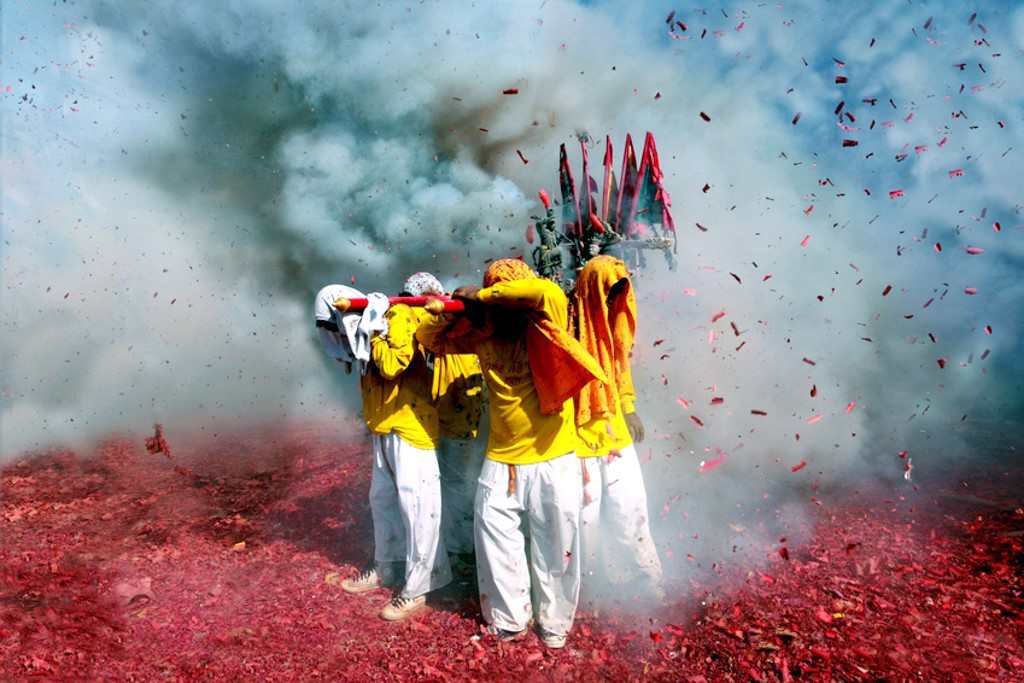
[532,206,565,282]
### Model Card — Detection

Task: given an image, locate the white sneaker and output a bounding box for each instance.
[483,623,528,642]
[538,629,567,649]
[379,594,427,621]
[340,568,381,594]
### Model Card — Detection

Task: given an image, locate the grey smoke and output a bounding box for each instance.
[2,1,1022,593]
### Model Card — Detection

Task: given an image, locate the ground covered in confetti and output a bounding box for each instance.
[2,425,1022,682]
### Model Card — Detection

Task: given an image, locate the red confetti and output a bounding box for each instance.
[810,385,818,397]
[806,415,823,425]
[835,75,848,84]
[984,325,992,335]
[750,409,767,416]
[965,246,984,255]
[779,547,791,560]
[803,205,814,216]
[791,461,807,473]
[502,88,519,95]
[888,189,904,199]
[516,149,529,165]
[698,450,725,472]
[802,357,816,366]
[948,168,964,178]
[689,415,705,427]
[800,234,811,247]
[711,311,726,323]
[846,401,856,413]
[699,111,711,122]
[842,139,859,147]
[710,397,725,405]
[934,243,942,253]
[937,358,947,369]
[993,221,1001,232]
[964,287,978,295]
[882,285,893,296]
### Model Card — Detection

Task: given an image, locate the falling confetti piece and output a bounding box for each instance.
[711,311,726,323]
[750,409,767,416]
[934,243,942,253]
[948,168,964,177]
[964,287,978,295]
[937,358,947,369]
[992,221,1001,232]
[882,285,893,296]
[806,415,823,425]
[803,205,814,216]
[699,111,711,122]
[791,460,807,473]
[802,357,816,366]
[888,190,904,199]
[810,385,818,397]
[676,397,690,409]
[689,415,705,427]
[698,450,725,472]
[710,397,725,405]
[800,234,811,247]
[516,149,529,165]
[965,246,984,255]
[502,88,519,95]
[984,325,992,335]
[792,112,802,125]
[682,288,697,296]
[842,139,859,147]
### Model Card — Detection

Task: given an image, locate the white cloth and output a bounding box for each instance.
[351,292,390,367]
[314,284,363,364]
[579,444,663,594]
[438,437,485,556]
[369,433,452,599]
[474,452,581,636]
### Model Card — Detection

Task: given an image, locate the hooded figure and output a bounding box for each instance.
[317,283,451,622]
[572,256,663,604]
[415,258,605,650]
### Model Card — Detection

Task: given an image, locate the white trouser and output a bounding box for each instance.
[474,452,581,636]
[369,433,452,599]
[579,444,663,592]
[438,438,484,556]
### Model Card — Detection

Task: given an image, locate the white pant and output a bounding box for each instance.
[579,444,663,593]
[439,438,484,556]
[474,452,581,636]
[369,433,452,598]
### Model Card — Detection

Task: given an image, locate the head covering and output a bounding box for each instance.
[483,258,535,287]
[403,272,444,297]
[314,284,363,363]
[574,255,637,425]
[477,258,606,414]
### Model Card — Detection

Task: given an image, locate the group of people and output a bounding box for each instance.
[314,256,662,649]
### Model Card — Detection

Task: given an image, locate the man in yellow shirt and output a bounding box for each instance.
[404,273,487,568]
[416,259,605,649]
[315,283,451,621]
[573,256,663,603]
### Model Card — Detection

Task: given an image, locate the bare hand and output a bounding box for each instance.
[452,285,481,301]
[625,412,645,443]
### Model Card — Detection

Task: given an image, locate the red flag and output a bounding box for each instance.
[600,136,614,221]
[559,144,581,237]
[616,133,639,233]
[646,133,675,233]
[579,139,591,239]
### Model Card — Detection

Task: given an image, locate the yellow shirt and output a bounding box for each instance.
[575,374,636,457]
[360,304,440,450]
[417,279,578,465]
[433,353,485,441]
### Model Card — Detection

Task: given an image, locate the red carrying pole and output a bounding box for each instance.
[332,296,465,313]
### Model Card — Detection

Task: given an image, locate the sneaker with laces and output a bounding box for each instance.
[379,594,427,621]
[340,568,381,594]
[538,629,567,650]
[483,623,528,642]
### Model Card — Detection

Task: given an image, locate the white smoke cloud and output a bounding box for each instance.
[2,1,1021,595]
